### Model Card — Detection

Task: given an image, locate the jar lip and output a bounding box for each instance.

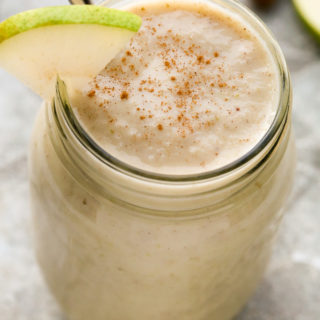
[55,0,291,183]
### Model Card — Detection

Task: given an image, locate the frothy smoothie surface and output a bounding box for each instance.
[72,1,279,175]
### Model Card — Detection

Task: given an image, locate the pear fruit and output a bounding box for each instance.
[0,5,141,98]
[293,0,320,42]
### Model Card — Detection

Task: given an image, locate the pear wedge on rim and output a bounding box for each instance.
[293,0,320,42]
[0,5,141,98]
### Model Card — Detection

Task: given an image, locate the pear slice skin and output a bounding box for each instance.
[293,0,320,41]
[0,6,142,98]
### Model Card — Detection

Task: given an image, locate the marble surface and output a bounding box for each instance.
[0,0,319,319]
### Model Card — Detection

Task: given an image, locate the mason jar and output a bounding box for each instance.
[29,0,295,319]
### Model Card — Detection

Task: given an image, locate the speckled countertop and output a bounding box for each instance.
[0,1,319,319]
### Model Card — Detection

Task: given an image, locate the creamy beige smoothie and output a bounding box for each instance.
[29,1,294,320]
[72,0,278,174]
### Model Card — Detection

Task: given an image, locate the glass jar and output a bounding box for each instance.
[29,0,295,319]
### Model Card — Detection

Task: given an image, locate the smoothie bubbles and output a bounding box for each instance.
[0,1,294,320]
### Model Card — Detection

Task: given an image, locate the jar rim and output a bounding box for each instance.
[54,0,291,183]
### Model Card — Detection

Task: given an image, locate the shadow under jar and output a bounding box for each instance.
[29,0,295,319]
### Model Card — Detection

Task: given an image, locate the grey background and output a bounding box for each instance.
[0,0,319,319]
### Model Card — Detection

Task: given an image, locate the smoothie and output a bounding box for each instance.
[72,0,278,174]
[29,1,294,320]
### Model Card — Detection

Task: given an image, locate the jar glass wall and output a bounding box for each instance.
[29,1,295,319]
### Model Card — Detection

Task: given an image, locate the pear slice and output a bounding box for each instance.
[0,6,141,99]
[293,0,320,41]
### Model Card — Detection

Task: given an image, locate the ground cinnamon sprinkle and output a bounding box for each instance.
[157,124,163,131]
[87,90,96,98]
[214,51,219,57]
[120,91,129,100]
[164,60,171,68]
[197,55,204,63]
[126,50,132,56]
